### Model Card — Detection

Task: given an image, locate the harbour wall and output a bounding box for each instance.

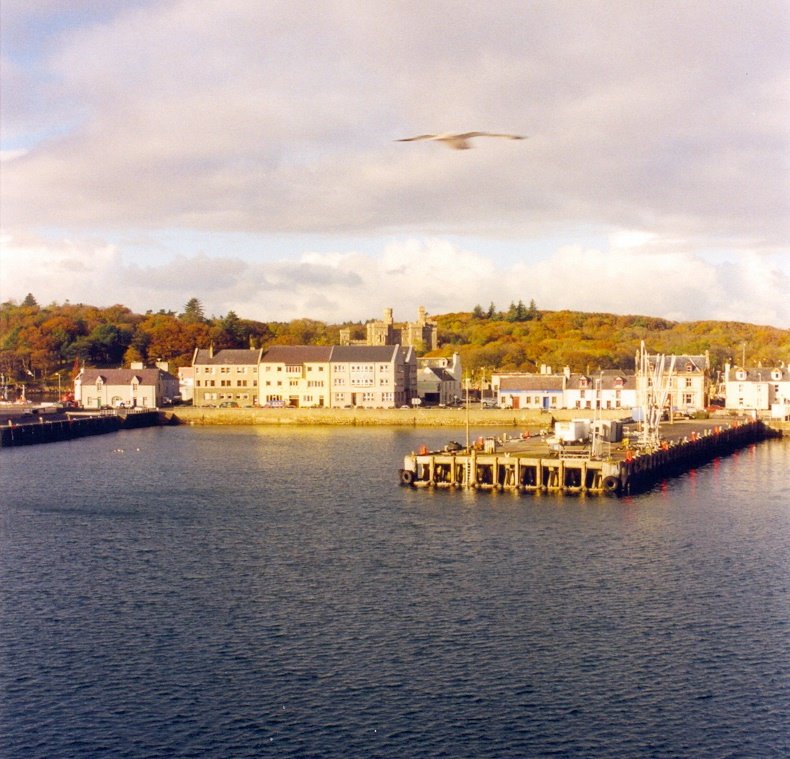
[0,410,162,447]
[169,406,630,427]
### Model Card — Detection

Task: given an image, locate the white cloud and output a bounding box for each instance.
[1,1,788,244]
[2,231,787,327]
[1,2,788,327]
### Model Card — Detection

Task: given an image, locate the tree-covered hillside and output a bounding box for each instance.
[435,307,789,377]
[1,294,787,394]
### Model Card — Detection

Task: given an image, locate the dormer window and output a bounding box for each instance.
[685,363,694,372]
[579,377,588,388]
[736,370,747,381]
[771,370,781,381]
[614,377,624,388]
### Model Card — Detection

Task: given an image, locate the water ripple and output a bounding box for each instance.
[1,429,788,758]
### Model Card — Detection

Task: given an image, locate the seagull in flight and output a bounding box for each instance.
[396,132,527,150]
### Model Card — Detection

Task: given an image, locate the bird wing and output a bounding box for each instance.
[395,135,437,142]
[457,132,526,140]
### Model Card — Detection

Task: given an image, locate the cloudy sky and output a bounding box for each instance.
[1,0,788,326]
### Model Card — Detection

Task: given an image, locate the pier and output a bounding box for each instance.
[399,419,782,495]
[0,408,163,447]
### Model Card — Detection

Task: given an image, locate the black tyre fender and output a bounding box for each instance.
[400,469,415,485]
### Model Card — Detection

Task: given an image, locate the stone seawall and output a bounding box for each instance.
[170,406,633,428]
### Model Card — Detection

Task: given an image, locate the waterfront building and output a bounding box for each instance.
[329,345,416,408]
[416,353,462,405]
[493,366,637,411]
[722,362,790,415]
[637,352,709,413]
[75,363,179,409]
[192,346,262,407]
[564,370,637,410]
[254,344,417,408]
[497,374,565,410]
[259,346,333,408]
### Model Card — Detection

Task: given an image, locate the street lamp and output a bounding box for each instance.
[56,372,61,399]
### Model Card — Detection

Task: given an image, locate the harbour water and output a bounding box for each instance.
[1,426,788,757]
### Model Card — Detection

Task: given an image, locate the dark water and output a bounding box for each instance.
[1,426,788,758]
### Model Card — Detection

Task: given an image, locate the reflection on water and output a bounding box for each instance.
[1,428,788,758]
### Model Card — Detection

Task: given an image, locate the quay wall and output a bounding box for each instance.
[1,414,121,447]
[400,419,781,496]
[169,406,631,428]
[1,409,162,447]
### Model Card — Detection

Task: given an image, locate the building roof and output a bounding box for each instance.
[568,371,635,390]
[500,375,564,392]
[261,345,333,363]
[646,354,708,372]
[194,348,262,365]
[329,345,400,362]
[421,366,455,382]
[79,368,176,385]
[730,366,790,382]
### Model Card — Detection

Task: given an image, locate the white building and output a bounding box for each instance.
[722,363,790,414]
[256,344,417,408]
[259,346,333,408]
[329,345,416,408]
[75,364,179,408]
[564,370,638,411]
[494,367,636,411]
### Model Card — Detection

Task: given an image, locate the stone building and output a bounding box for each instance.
[340,307,438,352]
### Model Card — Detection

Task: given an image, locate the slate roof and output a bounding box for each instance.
[329,345,399,363]
[735,367,790,382]
[500,375,564,392]
[261,346,333,363]
[79,368,175,385]
[422,367,455,382]
[647,354,708,372]
[194,348,262,365]
[568,371,635,390]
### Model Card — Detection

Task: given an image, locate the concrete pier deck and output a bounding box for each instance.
[399,418,781,495]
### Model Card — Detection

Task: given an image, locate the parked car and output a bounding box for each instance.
[219,401,239,408]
